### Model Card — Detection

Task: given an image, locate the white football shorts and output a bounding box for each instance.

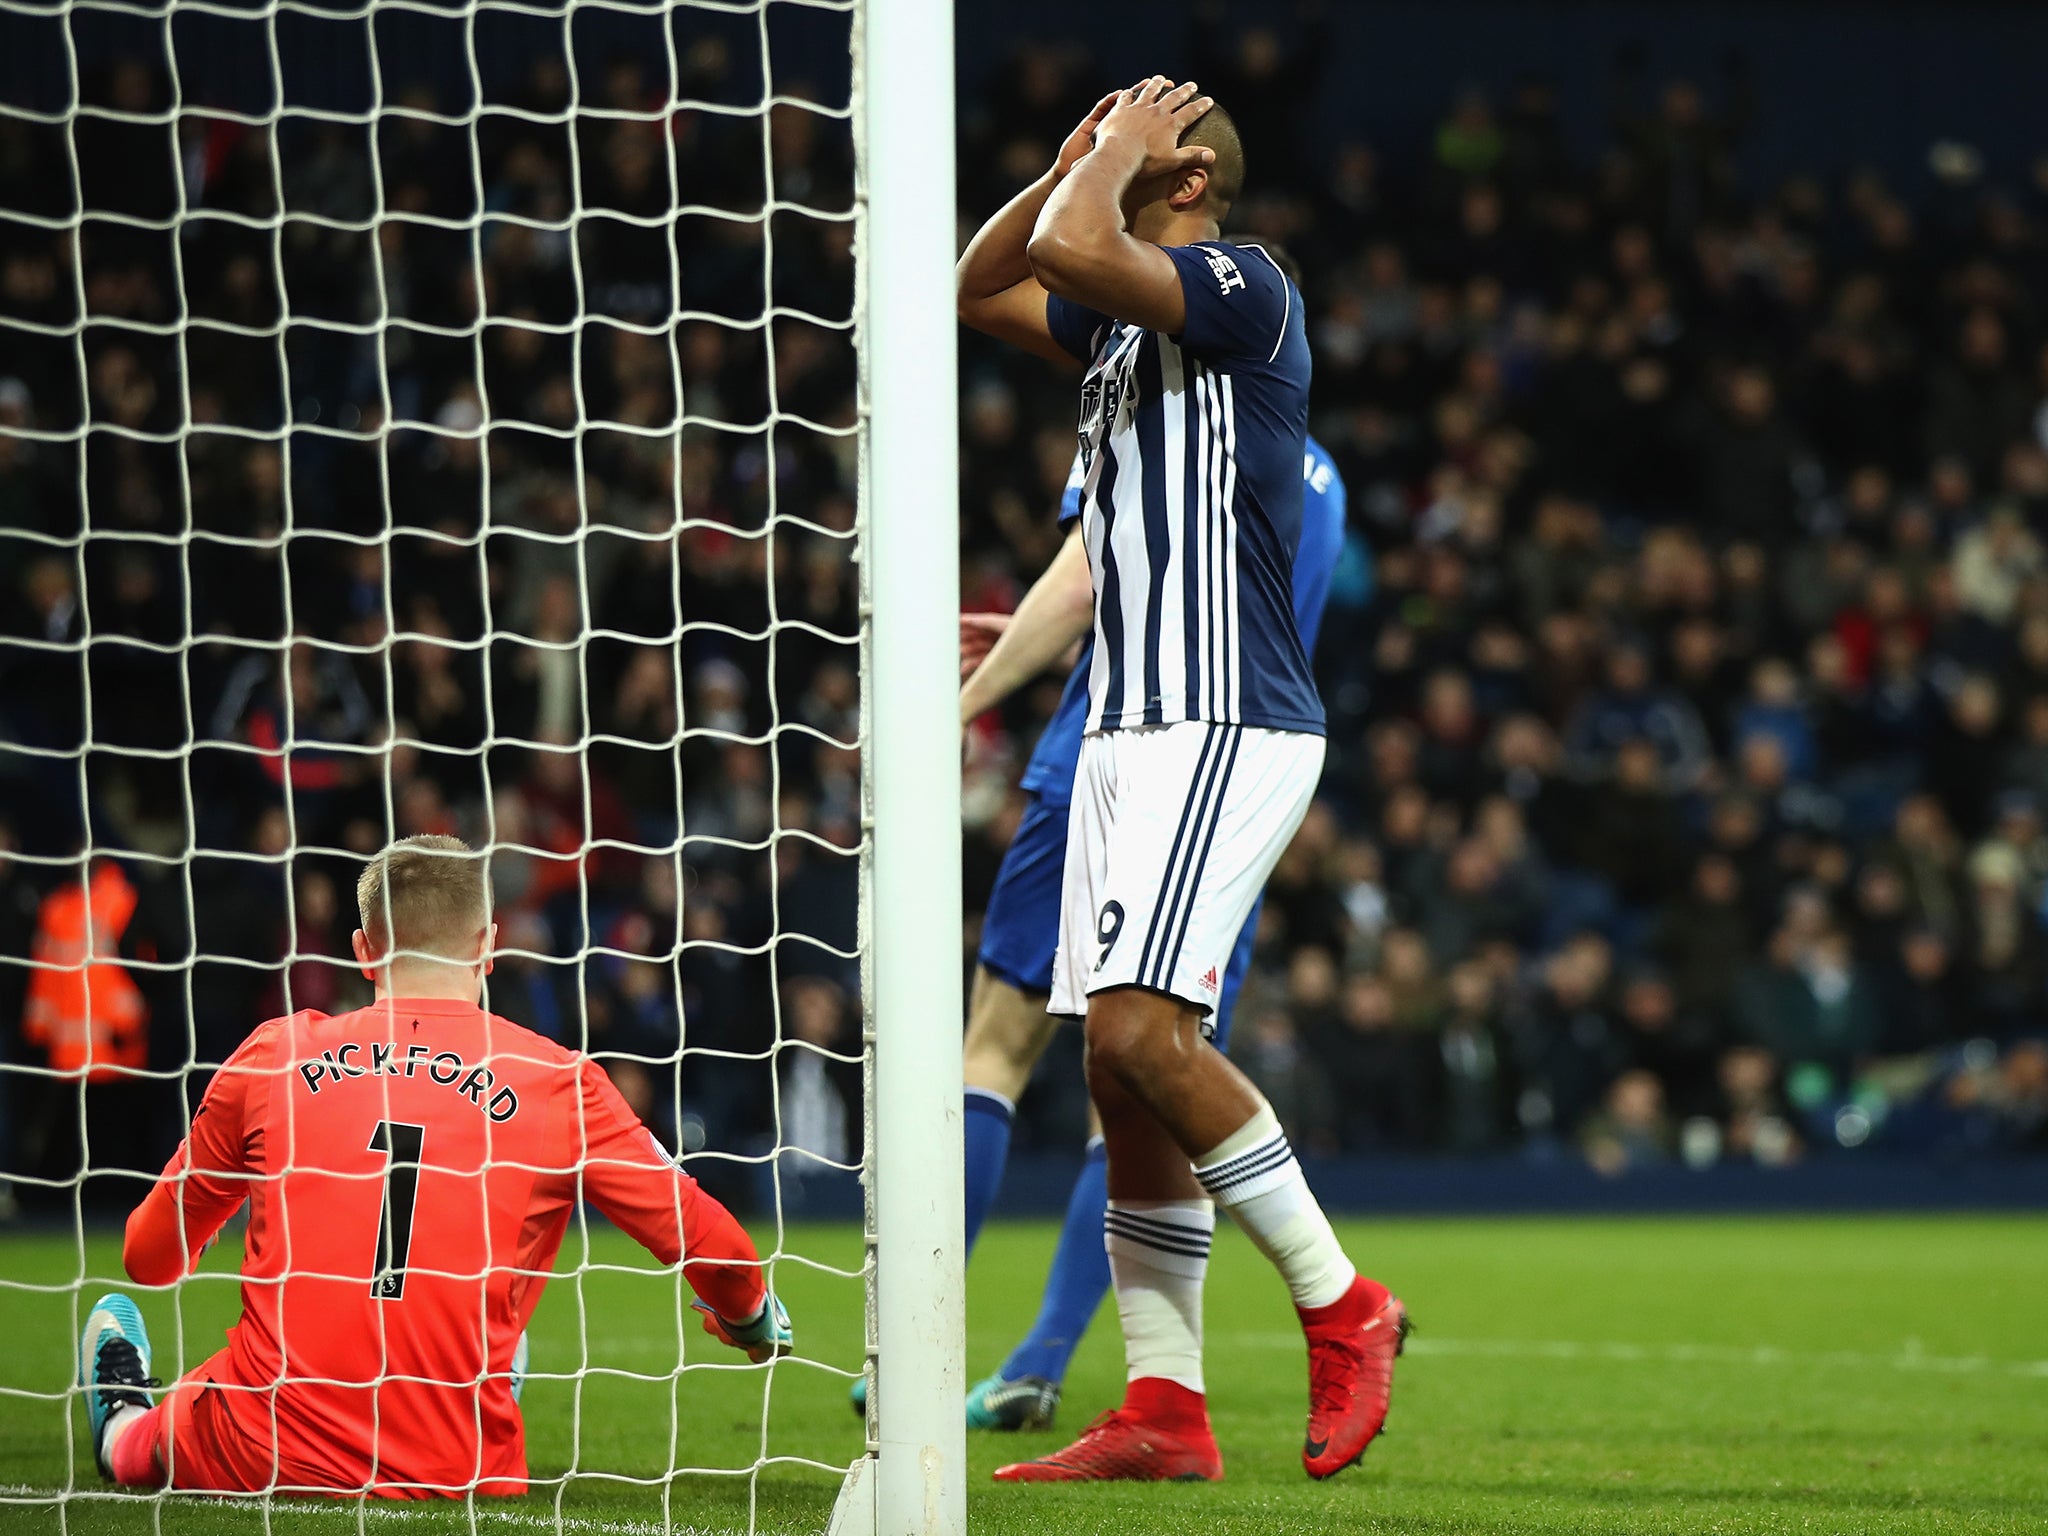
[1049,720,1323,1022]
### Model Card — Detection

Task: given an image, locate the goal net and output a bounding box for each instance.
[0,0,959,1529]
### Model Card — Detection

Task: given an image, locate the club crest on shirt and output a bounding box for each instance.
[1078,376,1102,473]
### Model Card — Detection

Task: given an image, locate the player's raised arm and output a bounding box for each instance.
[1026,78,1218,336]
[956,91,1122,364]
[960,525,1094,726]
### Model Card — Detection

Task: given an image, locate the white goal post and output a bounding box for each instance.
[0,0,963,1526]
[851,0,967,1531]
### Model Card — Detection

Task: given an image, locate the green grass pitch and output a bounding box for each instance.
[0,1213,2042,1534]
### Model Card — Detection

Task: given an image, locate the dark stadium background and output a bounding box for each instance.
[3,0,2047,1228]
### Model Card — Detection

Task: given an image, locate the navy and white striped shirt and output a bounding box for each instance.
[1046,240,1322,737]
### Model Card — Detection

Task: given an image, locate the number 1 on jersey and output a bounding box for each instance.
[368,1120,425,1299]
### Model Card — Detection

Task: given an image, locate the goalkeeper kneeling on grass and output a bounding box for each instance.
[79,834,791,1499]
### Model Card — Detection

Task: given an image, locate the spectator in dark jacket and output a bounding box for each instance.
[1566,641,1713,789]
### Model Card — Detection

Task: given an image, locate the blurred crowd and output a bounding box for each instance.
[957,29,2048,1171]
[0,34,862,1208]
[4,22,2048,1216]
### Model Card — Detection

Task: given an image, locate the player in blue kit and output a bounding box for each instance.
[956,79,1405,1482]
[940,428,1345,1437]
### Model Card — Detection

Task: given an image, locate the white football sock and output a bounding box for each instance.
[1103,1199,1213,1393]
[1194,1107,1355,1310]
[100,1404,147,1473]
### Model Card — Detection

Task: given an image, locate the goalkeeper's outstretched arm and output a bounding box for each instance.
[959,526,1093,727]
[572,1058,789,1355]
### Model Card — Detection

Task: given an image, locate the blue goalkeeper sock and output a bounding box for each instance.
[998,1137,1110,1386]
[963,1088,1015,1255]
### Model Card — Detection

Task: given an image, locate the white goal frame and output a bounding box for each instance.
[846,0,965,1533]
[0,0,965,1524]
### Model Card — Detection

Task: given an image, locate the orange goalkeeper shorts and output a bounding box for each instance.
[154,1348,282,1494]
[151,1346,526,1498]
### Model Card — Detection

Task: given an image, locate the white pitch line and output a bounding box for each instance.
[0,1486,759,1535]
[263,1503,724,1535]
[1241,1333,2048,1377]
[10,1334,2040,1527]
[495,1331,2048,1382]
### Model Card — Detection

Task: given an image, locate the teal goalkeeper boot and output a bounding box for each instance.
[78,1293,157,1478]
[510,1330,531,1404]
[853,1370,1059,1430]
[965,1372,1061,1431]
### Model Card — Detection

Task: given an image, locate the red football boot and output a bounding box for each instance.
[1298,1274,1408,1479]
[992,1378,1223,1484]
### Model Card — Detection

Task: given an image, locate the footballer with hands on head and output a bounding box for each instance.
[958,78,1407,1484]
[78,834,791,1499]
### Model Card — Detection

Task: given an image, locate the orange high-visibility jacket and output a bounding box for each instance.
[23,862,148,1081]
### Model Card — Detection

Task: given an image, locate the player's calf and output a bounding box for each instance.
[1192,1106,1357,1311]
[1088,1004,1402,1475]
[78,1292,163,1486]
[1187,1106,1408,1476]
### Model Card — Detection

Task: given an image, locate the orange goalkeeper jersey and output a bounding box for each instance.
[123,998,766,1497]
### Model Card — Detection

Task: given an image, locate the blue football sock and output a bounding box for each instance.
[999,1137,1110,1386]
[963,1088,1015,1256]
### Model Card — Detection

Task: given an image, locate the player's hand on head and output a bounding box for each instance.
[1096,77,1216,182]
[1054,90,1124,179]
[959,613,1011,677]
[692,1293,792,1364]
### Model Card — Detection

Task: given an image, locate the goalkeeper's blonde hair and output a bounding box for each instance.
[356,834,490,961]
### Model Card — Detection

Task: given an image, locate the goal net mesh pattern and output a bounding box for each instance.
[0,0,870,1526]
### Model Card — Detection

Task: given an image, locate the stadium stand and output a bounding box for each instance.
[4,19,2047,1227]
